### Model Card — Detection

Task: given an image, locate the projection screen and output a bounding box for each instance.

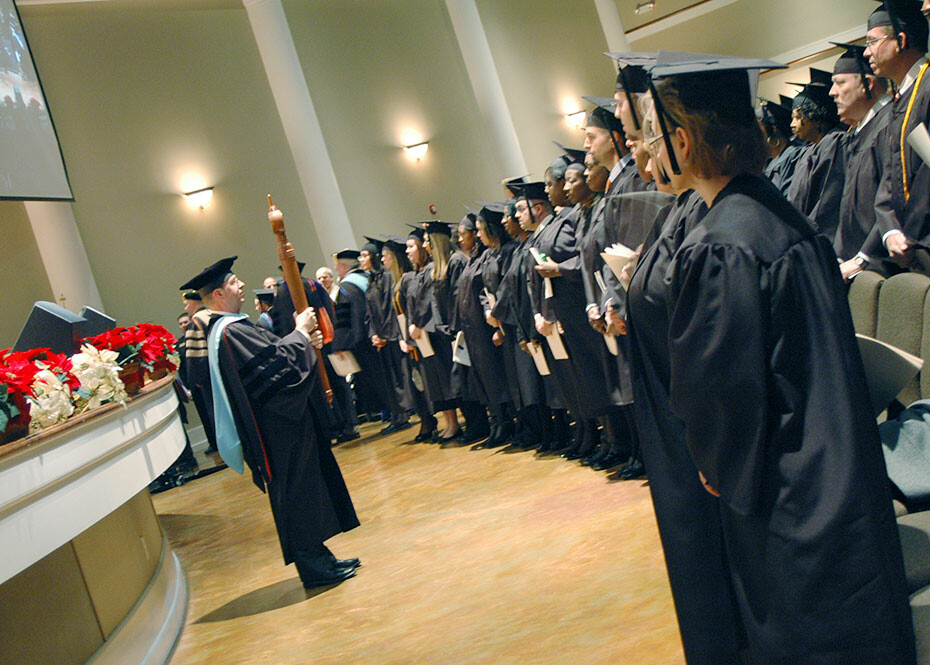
[0,0,73,200]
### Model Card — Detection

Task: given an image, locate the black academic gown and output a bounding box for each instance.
[835,100,893,260]
[454,243,513,408]
[366,269,409,423]
[183,307,217,449]
[763,139,806,197]
[438,251,474,402]
[210,314,359,563]
[492,237,546,410]
[408,263,456,409]
[272,278,341,435]
[632,174,915,664]
[785,128,847,241]
[528,207,595,417]
[396,270,434,419]
[875,63,930,252]
[627,190,743,665]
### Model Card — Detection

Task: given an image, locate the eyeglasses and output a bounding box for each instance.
[864,35,893,48]
[644,133,666,155]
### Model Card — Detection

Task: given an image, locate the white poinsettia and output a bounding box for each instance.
[28,367,75,432]
[70,344,128,410]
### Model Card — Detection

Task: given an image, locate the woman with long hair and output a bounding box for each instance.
[362,237,411,435]
[407,224,459,441]
[626,52,914,664]
[383,236,435,442]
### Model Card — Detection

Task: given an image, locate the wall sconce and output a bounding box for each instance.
[565,111,586,130]
[183,186,214,210]
[404,142,429,161]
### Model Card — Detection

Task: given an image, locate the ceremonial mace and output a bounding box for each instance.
[267,195,334,405]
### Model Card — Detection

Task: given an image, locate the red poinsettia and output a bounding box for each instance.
[82,324,178,371]
[40,351,81,393]
[0,347,45,396]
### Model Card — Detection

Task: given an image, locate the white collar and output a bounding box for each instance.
[854,94,892,135]
[898,55,929,99]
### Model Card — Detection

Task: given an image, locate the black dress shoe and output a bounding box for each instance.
[381,421,412,435]
[438,429,463,443]
[414,428,435,442]
[336,430,361,443]
[462,428,491,445]
[335,557,361,569]
[593,452,628,471]
[295,552,357,589]
[617,459,646,480]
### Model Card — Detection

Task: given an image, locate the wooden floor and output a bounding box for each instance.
[153,421,686,665]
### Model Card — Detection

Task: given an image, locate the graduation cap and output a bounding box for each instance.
[788,70,840,123]
[333,248,361,261]
[423,220,454,237]
[648,51,786,175]
[779,94,795,109]
[759,98,793,139]
[182,290,202,301]
[870,0,928,53]
[553,140,587,165]
[179,255,237,292]
[475,202,506,228]
[362,236,384,254]
[253,288,275,304]
[382,234,408,254]
[605,52,657,130]
[278,260,307,274]
[406,224,426,242]
[510,181,548,202]
[831,41,875,98]
[502,175,530,196]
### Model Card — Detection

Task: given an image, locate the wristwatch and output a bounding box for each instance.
[854,254,869,268]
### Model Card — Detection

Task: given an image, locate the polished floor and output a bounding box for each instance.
[153,422,686,665]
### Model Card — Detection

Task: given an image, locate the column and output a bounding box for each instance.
[594,0,631,53]
[24,201,103,313]
[243,0,356,255]
[444,0,528,177]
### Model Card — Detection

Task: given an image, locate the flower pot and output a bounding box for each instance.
[147,357,169,382]
[119,362,144,395]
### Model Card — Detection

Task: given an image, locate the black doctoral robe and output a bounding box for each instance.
[835,100,892,260]
[875,62,930,252]
[763,139,806,196]
[334,270,390,415]
[210,314,359,563]
[785,128,847,241]
[632,174,914,664]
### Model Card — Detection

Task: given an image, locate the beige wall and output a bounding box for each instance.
[477,0,615,175]
[282,0,507,237]
[0,201,55,348]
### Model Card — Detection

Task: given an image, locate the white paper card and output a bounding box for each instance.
[601,243,637,287]
[415,332,435,358]
[545,327,569,360]
[452,330,471,366]
[908,123,930,167]
[397,312,407,340]
[527,341,551,376]
[328,351,361,377]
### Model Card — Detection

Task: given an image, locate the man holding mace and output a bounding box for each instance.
[180,235,360,588]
